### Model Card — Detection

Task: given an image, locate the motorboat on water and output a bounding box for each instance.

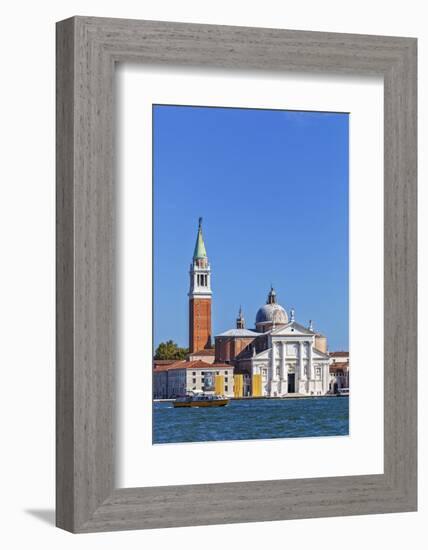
[173,392,229,408]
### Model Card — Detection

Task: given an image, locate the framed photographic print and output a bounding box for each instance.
[56,16,417,532]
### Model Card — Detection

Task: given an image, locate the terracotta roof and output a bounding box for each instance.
[153,359,176,366]
[330,362,349,372]
[211,362,233,369]
[188,348,215,356]
[329,351,349,357]
[153,360,186,372]
[153,359,232,373]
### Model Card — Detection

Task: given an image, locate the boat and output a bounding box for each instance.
[173,392,229,408]
[337,388,350,397]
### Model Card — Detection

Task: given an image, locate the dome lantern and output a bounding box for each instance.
[267,285,277,304]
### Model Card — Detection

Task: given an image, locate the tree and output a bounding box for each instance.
[154,340,189,360]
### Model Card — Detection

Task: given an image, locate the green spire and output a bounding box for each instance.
[193,217,207,260]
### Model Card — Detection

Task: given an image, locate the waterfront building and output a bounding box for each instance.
[153,360,234,398]
[329,351,350,365]
[329,351,350,392]
[215,288,330,397]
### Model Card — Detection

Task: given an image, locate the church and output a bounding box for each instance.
[184,218,331,397]
[153,219,339,398]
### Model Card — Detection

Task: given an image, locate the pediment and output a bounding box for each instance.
[253,348,270,360]
[271,321,314,337]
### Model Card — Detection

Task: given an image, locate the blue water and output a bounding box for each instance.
[153,397,349,444]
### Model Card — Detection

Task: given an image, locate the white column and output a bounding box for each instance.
[308,341,313,381]
[299,341,304,380]
[281,342,286,381]
[323,363,329,394]
[271,343,277,381]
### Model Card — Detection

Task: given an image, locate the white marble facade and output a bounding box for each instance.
[250,322,330,396]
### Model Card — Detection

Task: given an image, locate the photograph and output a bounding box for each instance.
[152,104,350,444]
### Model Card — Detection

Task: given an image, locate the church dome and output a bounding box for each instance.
[255,287,288,329]
[256,303,288,325]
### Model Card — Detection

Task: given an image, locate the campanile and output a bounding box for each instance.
[188,218,212,353]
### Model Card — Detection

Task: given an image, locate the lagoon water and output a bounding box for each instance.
[153,396,349,444]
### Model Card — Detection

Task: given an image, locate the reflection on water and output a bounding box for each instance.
[153,396,349,444]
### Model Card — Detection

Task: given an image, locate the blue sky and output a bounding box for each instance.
[153,105,349,351]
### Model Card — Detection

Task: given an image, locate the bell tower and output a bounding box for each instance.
[188,218,212,353]
[236,306,245,329]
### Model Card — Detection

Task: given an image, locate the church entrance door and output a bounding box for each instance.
[287,373,295,393]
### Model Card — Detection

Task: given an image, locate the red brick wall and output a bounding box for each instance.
[233,337,255,357]
[215,338,231,362]
[189,298,212,353]
[215,336,256,362]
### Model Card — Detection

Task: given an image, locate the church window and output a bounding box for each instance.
[225,385,228,392]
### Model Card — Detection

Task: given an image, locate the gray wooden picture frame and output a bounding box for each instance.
[56,16,417,533]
